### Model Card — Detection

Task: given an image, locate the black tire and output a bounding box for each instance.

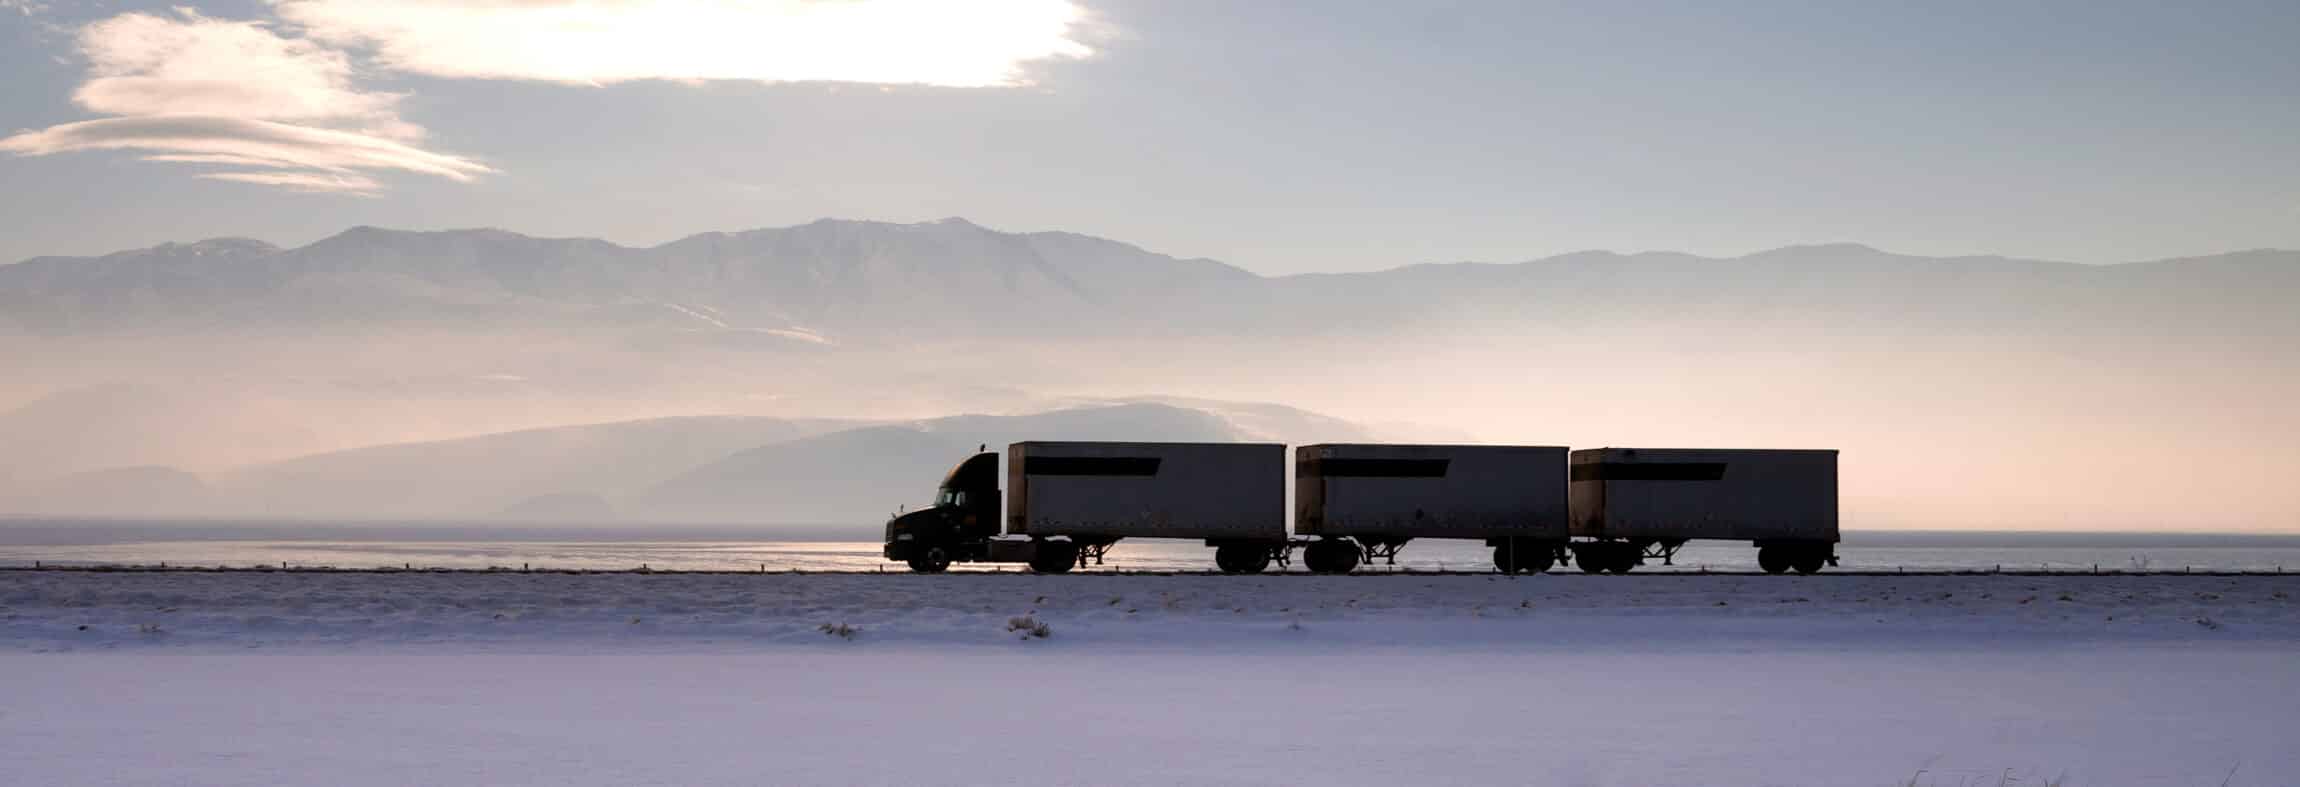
[1756,546,1789,574]
[1029,541,1077,574]
[1306,540,1357,574]
[1215,544,1269,574]
[1527,548,1556,574]
[1790,547,1826,575]
[1302,541,1332,573]
[1494,541,1552,574]
[1603,545,1636,574]
[1493,545,1521,574]
[907,546,951,574]
[1574,546,1605,574]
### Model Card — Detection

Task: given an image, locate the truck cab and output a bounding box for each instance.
[882,451,999,572]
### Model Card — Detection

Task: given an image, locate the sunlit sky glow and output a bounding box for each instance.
[1,1,2295,272]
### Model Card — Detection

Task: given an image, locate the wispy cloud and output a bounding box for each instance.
[0,116,494,194]
[272,0,1093,87]
[4,2,1096,194]
[1,8,484,193]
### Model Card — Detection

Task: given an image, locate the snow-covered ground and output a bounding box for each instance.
[4,572,2296,786]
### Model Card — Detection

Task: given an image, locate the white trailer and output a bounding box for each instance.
[1567,447,1840,573]
[1007,441,1288,572]
[1295,444,1569,573]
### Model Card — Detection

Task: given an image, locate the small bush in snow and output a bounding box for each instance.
[2195,616,2221,630]
[818,622,857,640]
[1006,616,1050,639]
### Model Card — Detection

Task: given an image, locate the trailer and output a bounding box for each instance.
[1567,447,1839,574]
[1295,444,1569,573]
[883,441,1287,573]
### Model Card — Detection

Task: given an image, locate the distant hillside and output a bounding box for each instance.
[0,400,1382,524]
[213,415,852,520]
[5,466,213,517]
[639,403,1254,524]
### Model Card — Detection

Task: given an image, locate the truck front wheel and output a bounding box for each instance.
[907,546,952,574]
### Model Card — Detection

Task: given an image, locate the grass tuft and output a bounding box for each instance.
[1006,615,1051,639]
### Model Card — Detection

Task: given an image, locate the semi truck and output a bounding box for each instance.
[882,441,1288,573]
[1295,443,1569,574]
[1567,447,1840,574]
[884,441,1839,574]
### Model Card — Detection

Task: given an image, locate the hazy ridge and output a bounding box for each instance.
[1,219,2294,530]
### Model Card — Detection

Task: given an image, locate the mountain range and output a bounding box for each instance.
[6,219,2293,345]
[3,401,1371,524]
[2,218,2295,530]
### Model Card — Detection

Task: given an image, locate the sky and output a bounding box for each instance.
[2,0,2297,275]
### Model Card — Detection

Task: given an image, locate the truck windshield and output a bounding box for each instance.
[935,489,965,507]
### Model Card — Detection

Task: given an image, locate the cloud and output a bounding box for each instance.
[272,0,1093,87]
[0,9,484,193]
[72,10,416,138]
[0,116,492,194]
[5,2,1096,193]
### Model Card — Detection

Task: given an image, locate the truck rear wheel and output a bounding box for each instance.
[907,546,951,574]
[1757,546,1789,574]
[1214,544,1269,574]
[1029,541,1078,574]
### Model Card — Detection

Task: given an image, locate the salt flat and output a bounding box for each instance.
[2,572,2295,786]
[2,571,2292,647]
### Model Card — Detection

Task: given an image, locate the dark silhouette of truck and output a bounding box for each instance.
[883,441,1838,574]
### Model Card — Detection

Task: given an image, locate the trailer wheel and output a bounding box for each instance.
[1305,540,1357,574]
[1603,545,1636,574]
[1790,548,1826,575]
[907,546,951,574]
[1029,541,1078,574]
[1214,544,1269,574]
[1493,543,1553,574]
[1756,546,1789,574]
[1574,545,1606,574]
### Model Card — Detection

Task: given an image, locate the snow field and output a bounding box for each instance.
[2,572,2295,786]
[1,571,2292,648]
